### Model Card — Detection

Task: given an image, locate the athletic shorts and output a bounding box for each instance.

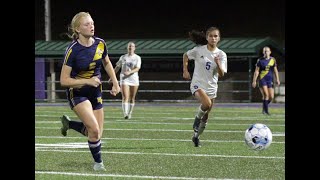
[190,83,217,99]
[66,85,103,110]
[259,80,273,88]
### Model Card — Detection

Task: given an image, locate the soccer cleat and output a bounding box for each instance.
[93,162,106,171]
[60,115,70,136]
[124,115,129,119]
[128,114,132,119]
[262,110,271,116]
[192,134,201,147]
[193,116,201,132]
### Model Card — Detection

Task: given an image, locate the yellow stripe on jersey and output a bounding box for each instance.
[259,58,275,79]
[64,49,73,64]
[76,70,94,79]
[268,58,275,66]
[93,41,105,61]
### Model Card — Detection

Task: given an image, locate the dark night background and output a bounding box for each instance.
[31,1,317,177]
[35,0,285,47]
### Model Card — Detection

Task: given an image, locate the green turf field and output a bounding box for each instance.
[35,103,285,179]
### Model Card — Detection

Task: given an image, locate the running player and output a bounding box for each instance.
[183,27,227,147]
[59,12,120,171]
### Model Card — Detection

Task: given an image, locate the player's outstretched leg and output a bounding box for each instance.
[192,133,201,147]
[60,115,70,136]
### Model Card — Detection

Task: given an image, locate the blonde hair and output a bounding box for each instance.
[68,12,91,40]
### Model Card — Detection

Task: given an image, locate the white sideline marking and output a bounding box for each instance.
[35,148,284,159]
[35,127,285,136]
[35,114,285,119]
[35,171,245,180]
[35,136,285,143]
[35,120,286,127]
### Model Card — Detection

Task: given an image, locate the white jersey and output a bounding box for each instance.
[116,53,141,86]
[186,45,227,98]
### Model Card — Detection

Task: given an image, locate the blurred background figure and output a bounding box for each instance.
[112,42,141,119]
[252,46,280,115]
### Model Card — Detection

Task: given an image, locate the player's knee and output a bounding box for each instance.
[202,101,212,111]
[87,127,100,140]
[269,96,273,101]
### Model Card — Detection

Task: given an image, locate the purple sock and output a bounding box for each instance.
[88,139,102,163]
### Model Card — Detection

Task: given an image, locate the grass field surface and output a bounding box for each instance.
[35,103,285,179]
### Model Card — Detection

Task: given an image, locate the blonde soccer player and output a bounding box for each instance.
[112,42,141,119]
[59,12,120,171]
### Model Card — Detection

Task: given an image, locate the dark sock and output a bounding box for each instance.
[263,100,269,113]
[88,139,102,163]
[267,100,271,104]
[69,121,88,136]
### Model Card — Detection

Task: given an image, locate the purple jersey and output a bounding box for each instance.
[256,57,277,82]
[62,37,107,110]
[63,36,108,81]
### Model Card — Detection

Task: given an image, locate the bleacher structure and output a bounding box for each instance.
[35,37,285,103]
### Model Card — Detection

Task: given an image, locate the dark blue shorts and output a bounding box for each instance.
[259,80,273,88]
[66,85,103,110]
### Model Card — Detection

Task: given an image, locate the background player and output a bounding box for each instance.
[252,46,280,115]
[111,42,141,119]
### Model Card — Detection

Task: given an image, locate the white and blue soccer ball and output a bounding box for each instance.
[244,123,272,151]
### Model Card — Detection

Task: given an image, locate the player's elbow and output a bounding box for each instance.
[60,77,68,87]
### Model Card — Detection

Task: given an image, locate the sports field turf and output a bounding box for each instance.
[35,103,285,179]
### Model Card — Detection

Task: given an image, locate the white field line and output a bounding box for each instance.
[35,114,285,119]
[36,110,284,114]
[35,148,285,160]
[35,136,285,143]
[35,127,285,136]
[35,121,286,127]
[35,171,249,180]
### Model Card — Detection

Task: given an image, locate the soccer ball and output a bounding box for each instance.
[244,123,272,150]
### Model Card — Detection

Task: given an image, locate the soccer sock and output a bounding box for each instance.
[267,100,271,104]
[128,103,135,115]
[196,105,207,119]
[263,100,269,113]
[88,139,102,163]
[69,121,87,136]
[198,121,207,136]
[122,103,129,116]
[197,114,208,137]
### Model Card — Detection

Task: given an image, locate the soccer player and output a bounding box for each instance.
[111,42,141,119]
[183,27,227,147]
[59,12,120,171]
[252,46,280,115]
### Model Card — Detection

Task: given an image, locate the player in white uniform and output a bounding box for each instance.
[113,42,141,119]
[183,27,227,147]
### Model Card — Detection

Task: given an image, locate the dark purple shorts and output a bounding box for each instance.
[259,80,273,88]
[66,85,103,110]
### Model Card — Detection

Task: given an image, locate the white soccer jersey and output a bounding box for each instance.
[116,53,141,86]
[186,45,227,98]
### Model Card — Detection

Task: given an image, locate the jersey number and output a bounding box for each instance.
[205,62,211,70]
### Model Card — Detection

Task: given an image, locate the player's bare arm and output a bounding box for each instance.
[183,53,191,80]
